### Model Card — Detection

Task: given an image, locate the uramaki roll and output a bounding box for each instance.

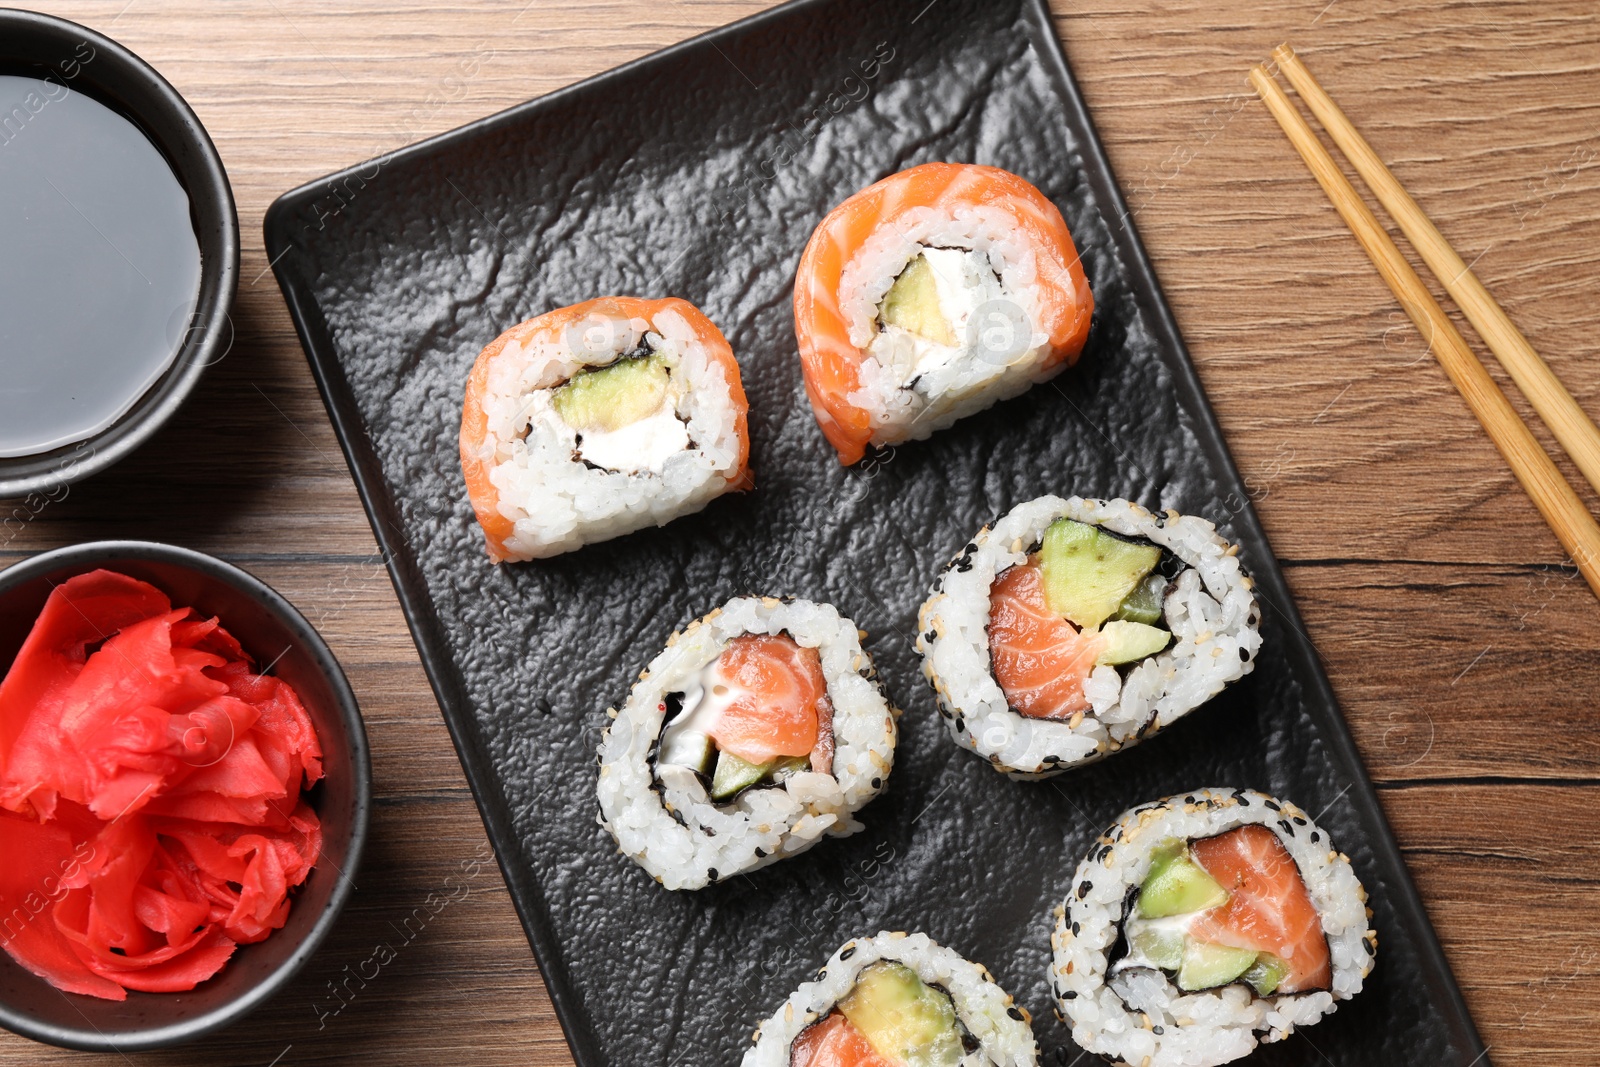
[1051,788,1376,1067]
[743,931,1038,1067]
[916,496,1260,777]
[597,597,897,890]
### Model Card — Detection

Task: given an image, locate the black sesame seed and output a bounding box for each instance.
[754,847,767,858]
[924,630,938,643]
[1239,647,1250,662]
[1310,831,1322,843]
[1292,816,1307,826]
[707,867,719,881]
[840,945,856,960]
[1007,1006,1024,1021]
[817,968,828,979]
[1278,820,1294,835]
[871,777,882,789]
[1060,990,1077,1000]
[1264,800,1281,812]
[1078,880,1093,899]
[1153,1025,1165,1035]
[1070,921,1080,935]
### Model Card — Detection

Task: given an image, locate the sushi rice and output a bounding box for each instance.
[916,496,1261,778]
[742,931,1038,1067]
[1051,788,1376,1067]
[597,597,897,891]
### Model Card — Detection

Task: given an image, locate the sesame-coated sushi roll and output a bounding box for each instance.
[460,296,750,562]
[794,162,1093,465]
[1051,788,1376,1067]
[743,931,1038,1067]
[916,496,1260,778]
[597,597,897,890]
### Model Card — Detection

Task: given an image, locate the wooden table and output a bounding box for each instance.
[4,1,1597,1062]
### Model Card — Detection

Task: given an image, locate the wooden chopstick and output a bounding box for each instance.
[1272,44,1600,501]
[1248,64,1600,599]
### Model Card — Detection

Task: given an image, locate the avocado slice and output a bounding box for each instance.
[1136,841,1229,919]
[879,255,957,347]
[839,962,965,1067]
[1096,620,1171,666]
[1176,941,1260,993]
[1039,519,1163,629]
[709,751,807,800]
[1243,954,1288,997]
[1112,571,1168,626]
[551,354,670,433]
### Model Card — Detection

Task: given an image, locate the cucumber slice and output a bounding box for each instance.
[1176,941,1260,993]
[879,255,957,346]
[709,751,770,799]
[1112,572,1168,625]
[1096,620,1171,666]
[1127,924,1185,971]
[1243,954,1288,996]
[839,962,965,1067]
[1039,519,1162,629]
[1137,841,1229,919]
[708,751,808,800]
[551,354,670,433]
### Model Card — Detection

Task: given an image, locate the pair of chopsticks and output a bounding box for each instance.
[1250,45,1600,600]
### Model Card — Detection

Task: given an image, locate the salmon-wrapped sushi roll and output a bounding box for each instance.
[596,596,898,890]
[1052,788,1376,1067]
[460,296,750,562]
[794,163,1093,465]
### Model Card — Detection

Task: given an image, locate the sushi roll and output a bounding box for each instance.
[743,931,1038,1067]
[1051,788,1376,1067]
[459,295,750,561]
[916,496,1260,778]
[597,597,897,890]
[793,162,1093,465]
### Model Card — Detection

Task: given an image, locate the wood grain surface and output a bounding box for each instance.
[3,0,1598,1063]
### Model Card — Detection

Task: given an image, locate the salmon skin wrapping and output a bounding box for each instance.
[596,597,897,891]
[793,162,1093,465]
[1051,788,1377,1067]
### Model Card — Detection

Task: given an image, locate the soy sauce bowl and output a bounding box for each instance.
[0,11,238,499]
[0,543,370,1051]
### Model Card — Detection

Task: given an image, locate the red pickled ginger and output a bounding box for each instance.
[0,570,324,1000]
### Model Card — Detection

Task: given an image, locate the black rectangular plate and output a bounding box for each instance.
[264,1,1490,1064]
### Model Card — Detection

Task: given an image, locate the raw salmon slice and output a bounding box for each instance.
[1188,824,1332,993]
[706,634,832,768]
[988,563,1105,719]
[790,1012,893,1067]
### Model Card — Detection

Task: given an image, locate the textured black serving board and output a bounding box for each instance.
[264,1,1489,1064]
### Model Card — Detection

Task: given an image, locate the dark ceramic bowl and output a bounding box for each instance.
[0,10,238,499]
[0,542,370,1050]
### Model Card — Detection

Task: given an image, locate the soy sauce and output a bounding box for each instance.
[0,74,203,457]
